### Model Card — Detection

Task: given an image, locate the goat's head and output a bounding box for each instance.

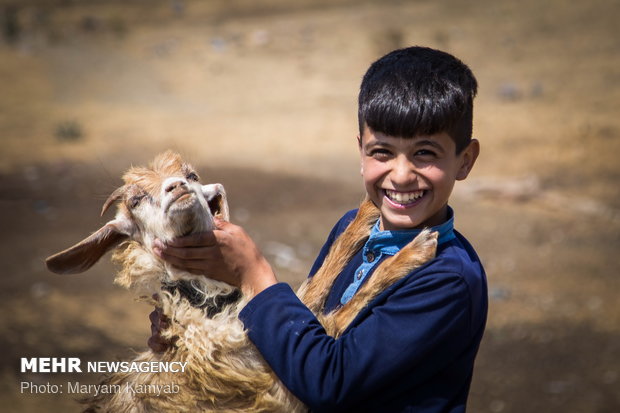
[46,151,229,275]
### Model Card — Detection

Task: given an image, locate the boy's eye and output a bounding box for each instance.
[369,149,392,160]
[415,149,437,158]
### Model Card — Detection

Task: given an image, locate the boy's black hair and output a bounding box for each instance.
[358,46,478,153]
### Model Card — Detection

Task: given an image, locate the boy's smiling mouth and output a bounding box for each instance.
[383,189,427,208]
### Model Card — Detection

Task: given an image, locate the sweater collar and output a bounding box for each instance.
[365,206,455,256]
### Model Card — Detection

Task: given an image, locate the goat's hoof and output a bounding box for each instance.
[413,229,438,259]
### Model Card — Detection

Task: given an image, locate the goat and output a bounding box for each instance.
[46,151,438,412]
[46,151,306,412]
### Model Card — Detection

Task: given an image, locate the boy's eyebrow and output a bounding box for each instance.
[363,139,391,151]
[364,136,447,152]
[414,139,446,153]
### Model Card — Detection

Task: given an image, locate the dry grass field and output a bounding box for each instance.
[0,0,619,411]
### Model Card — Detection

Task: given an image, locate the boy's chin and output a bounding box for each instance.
[379,211,423,231]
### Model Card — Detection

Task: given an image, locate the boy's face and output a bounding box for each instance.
[359,126,479,230]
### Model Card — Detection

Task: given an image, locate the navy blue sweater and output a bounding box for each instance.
[239,209,488,412]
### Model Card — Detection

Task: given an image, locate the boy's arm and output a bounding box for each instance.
[154,217,481,411]
[239,268,476,412]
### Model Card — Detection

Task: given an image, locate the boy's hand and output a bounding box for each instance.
[147,307,176,353]
[153,219,277,298]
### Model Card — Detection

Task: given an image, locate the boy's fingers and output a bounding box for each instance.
[159,245,214,260]
[157,250,216,275]
[214,217,231,230]
[164,231,217,248]
[157,252,193,271]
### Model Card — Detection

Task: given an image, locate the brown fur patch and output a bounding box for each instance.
[297,199,380,313]
[298,199,438,338]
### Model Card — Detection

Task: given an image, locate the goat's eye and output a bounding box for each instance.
[129,195,145,209]
[186,172,199,181]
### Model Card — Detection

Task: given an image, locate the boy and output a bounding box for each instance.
[152,46,487,412]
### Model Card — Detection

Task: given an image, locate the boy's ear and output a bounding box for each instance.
[456,139,480,181]
[357,134,364,175]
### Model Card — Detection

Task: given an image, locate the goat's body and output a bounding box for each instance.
[85,346,300,413]
[84,242,305,413]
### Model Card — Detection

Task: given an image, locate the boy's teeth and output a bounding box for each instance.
[385,189,424,203]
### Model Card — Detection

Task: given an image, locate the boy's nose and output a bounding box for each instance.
[390,157,417,185]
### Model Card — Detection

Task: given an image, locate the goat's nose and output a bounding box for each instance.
[165,179,187,193]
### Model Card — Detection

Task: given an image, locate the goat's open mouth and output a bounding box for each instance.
[166,190,224,219]
[207,194,224,218]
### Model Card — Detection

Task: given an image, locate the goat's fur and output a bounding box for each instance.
[298,200,438,338]
[46,151,438,412]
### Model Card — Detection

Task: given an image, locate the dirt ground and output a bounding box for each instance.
[0,0,619,412]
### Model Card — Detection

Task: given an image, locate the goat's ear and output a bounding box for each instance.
[202,183,229,221]
[46,218,133,275]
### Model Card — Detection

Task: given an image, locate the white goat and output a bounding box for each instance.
[46,151,438,412]
[46,152,306,412]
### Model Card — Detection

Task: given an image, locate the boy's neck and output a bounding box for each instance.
[420,203,450,229]
[379,203,450,231]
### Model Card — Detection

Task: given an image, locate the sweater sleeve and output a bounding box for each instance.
[238,267,473,412]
